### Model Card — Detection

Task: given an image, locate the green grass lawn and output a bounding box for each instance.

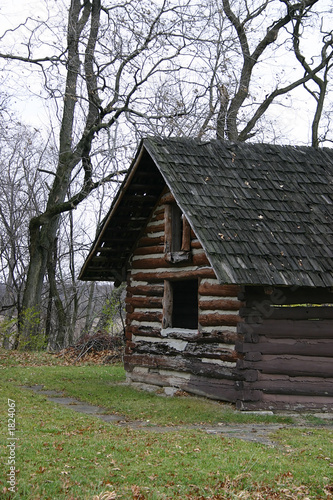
[0,349,332,499]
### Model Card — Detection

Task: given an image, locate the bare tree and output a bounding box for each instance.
[0,105,111,349]
[0,116,49,346]
[193,0,332,143]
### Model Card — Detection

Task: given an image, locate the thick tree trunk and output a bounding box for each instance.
[19,223,49,349]
[47,235,68,350]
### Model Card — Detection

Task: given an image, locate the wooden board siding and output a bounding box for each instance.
[235,286,333,411]
[124,193,243,401]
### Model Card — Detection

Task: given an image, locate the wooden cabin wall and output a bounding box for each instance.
[124,196,244,401]
[236,286,333,411]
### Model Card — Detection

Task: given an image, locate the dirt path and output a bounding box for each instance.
[22,385,333,447]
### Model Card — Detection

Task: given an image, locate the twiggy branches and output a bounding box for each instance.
[220,0,320,141]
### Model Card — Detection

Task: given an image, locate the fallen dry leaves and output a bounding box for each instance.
[181,472,333,500]
[92,491,117,500]
[89,474,332,500]
[55,331,124,364]
[0,332,124,367]
[131,485,147,500]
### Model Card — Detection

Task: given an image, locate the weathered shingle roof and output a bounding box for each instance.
[80,137,333,287]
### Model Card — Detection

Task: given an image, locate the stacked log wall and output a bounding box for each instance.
[235,286,333,411]
[124,197,244,401]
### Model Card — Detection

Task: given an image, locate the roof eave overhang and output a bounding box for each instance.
[78,141,147,281]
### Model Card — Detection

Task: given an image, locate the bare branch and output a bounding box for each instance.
[238,54,331,142]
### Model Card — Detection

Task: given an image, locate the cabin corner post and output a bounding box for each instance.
[234,286,263,410]
[162,279,173,329]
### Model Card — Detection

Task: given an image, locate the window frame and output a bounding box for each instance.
[162,279,199,331]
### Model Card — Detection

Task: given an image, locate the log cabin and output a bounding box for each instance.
[79,137,333,411]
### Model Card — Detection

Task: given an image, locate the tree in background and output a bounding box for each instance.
[289,0,333,147]
[0,0,332,348]
[195,0,333,143]
[0,113,48,347]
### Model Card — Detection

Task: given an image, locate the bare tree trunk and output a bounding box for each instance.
[84,282,96,335]
[48,236,68,349]
[19,223,49,348]
[66,208,79,346]
[45,285,53,347]
[311,83,327,149]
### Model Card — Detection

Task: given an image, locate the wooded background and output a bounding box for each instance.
[0,0,332,349]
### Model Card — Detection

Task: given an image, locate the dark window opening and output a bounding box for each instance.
[171,204,183,252]
[172,280,198,329]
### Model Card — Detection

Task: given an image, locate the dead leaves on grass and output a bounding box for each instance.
[182,472,330,500]
[91,473,332,500]
[0,349,59,367]
[92,491,117,500]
